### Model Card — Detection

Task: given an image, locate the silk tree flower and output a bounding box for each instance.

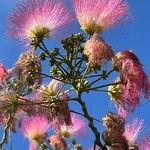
[0,91,26,132]
[138,135,150,150]
[49,134,67,150]
[113,50,150,97]
[0,90,19,120]
[59,113,86,137]
[108,76,148,111]
[73,0,129,35]
[0,64,9,83]
[47,79,65,97]
[88,146,101,150]
[84,33,114,66]
[29,142,38,150]
[8,0,72,45]
[112,50,150,111]
[123,119,144,147]
[143,137,150,150]
[27,79,71,127]
[15,49,42,89]
[23,116,50,146]
[108,77,132,110]
[118,106,128,119]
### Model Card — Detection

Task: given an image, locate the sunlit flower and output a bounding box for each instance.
[112,50,150,111]
[123,119,144,147]
[49,134,67,150]
[23,116,50,143]
[84,33,113,66]
[0,64,9,83]
[59,113,86,137]
[73,0,129,35]
[9,0,71,45]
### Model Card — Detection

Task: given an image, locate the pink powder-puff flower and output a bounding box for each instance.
[123,119,144,147]
[84,33,114,66]
[144,137,150,150]
[113,50,150,98]
[73,0,129,35]
[0,64,9,83]
[8,0,72,45]
[49,134,67,150]
[112,50,150,111]
[15,49,42,89]
[22,116,50,143]
[29,142,38,150]
[139,136,150,150]
[138,141,144,150]
[118,106,128,119]
[88,145,101,150]
[59,113,86,137]
[27,80,71,127]
[47,79,64,96]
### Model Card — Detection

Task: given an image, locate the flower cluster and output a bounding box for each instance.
[0,0,149,150]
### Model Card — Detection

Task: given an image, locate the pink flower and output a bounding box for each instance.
[49,134,67,150]
[29,142,38,150]
[15,50,42,89]
[0,64,9,83]
[140,136,150,150]
[22,116,50,143]
[123,119,144,146]
[8,0,71,45]
[73,0,129,35]
[118,106,128,119]
[59,113,86,137]
[47,79,64,95]
[113,50,150,111]
[88,145,101,150]
[27,80,71,127]
[84,33,113,66]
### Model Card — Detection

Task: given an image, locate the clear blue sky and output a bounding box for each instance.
[0,1,150,149]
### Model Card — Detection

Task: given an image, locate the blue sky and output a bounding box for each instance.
[0,0,150,149]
